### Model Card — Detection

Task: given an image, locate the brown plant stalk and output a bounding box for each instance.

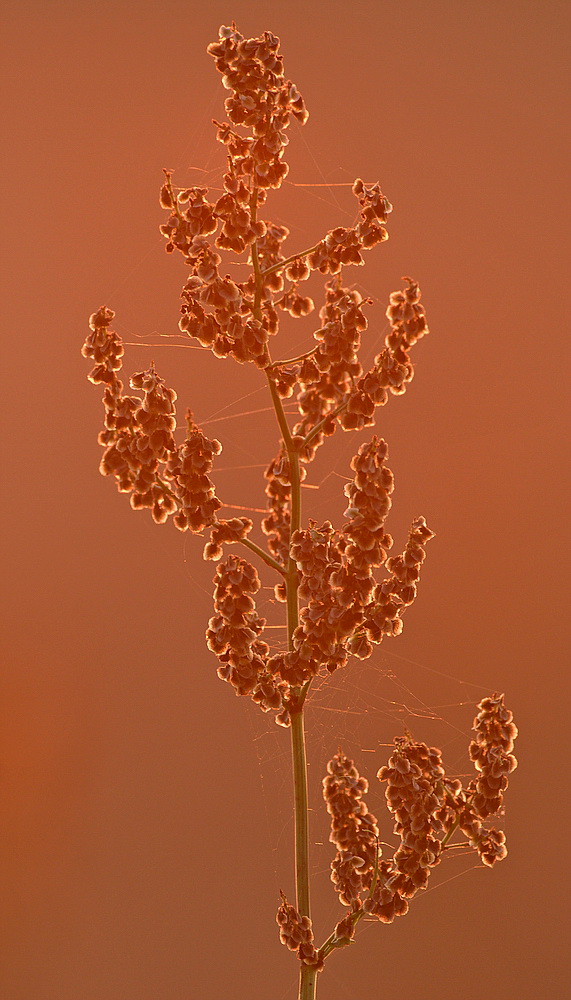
[82,23,517,1000]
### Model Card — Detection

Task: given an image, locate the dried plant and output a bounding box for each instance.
[82,23,517,1000]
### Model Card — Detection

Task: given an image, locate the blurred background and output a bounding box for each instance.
[1,1,569,997]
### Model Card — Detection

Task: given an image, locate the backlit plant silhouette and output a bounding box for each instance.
[82,23,517,1000]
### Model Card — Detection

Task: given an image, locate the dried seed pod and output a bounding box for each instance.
[276,893,323,971]
[323,751,379,906]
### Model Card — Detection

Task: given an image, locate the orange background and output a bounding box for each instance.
[1,1,569,997]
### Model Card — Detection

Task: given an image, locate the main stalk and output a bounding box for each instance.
[250,194,317,998]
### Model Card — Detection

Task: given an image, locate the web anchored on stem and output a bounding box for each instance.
[82,22,518,1000]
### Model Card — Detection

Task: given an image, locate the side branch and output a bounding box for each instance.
[239,536,286,576]
[302,396,350,449]
[266,372,296,451]
[269,346,319,368]
[261,244,321,278]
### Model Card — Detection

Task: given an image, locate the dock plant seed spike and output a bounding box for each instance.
[82,23,517,1000]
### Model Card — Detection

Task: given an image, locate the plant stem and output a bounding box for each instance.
[318,911,363,962]
[251,184,316,1000]
[300,964,318,1000]
[267,373,296,450]
[238,537,286,576]
[302,395,350,450]
[286,445,315,999]
[291,708,310,917]
[269,346,319,368]
[285,449,315,1000]
[261,243,321,278]
[316,841,380,962]
[440,787,474,848]
[441,816,461,848]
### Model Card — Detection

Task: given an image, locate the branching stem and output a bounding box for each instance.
[269,346,319,368]
[317,843,381,962]
[440,787,473,849]
[251,185,315,1000]
[261,244,321,278]
[239,537,286,576]
[302,396,350,450]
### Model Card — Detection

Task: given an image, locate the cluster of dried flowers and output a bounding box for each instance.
[82,21,434,729]
[317,693,518,951]
[84,22,517,989]
[279,692,518,967]
[277,891,324,972]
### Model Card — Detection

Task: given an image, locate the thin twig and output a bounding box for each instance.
[261,243,321,278]
[239,537,286,576]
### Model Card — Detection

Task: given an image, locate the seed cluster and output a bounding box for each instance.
[445,693,518,866]
[207,25,308,188]
[376,740,446,901]
[82,308,223,531]
[204,516,253,561]
[84,22,517,978]
[262,449,292,567]
[321,694,518,937]
[347,275,428,430]
[83,299,433,722]
[290,280,373,457]
[205,555,268,695]
[83,24,436,730]
[270,439,435,687]
[322,752,380,907]
[83,308,177,523]
[166,414,223,532]
[205,555,290,725]
[276,892,324,971]
[469,693,518,817]
[157,25,404,417]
